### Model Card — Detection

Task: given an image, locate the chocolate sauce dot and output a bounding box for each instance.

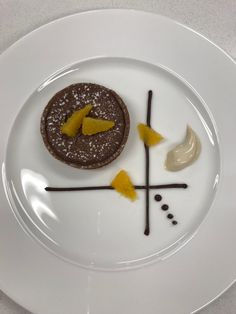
[167,213,174,219]
[161,204,169,211]
[172,220,178,225]
[154,194,162,202]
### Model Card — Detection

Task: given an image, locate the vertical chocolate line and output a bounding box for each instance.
[146,90,152,127]
[144,145,150,235]
[144,90,153,236]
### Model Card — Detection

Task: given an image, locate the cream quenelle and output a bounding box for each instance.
[165,125,201,171]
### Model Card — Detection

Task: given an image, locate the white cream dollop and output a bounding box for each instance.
[165,126,201,171]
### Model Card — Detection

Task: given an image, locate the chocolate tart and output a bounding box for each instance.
[40,83,130,169]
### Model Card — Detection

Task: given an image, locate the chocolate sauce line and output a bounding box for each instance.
[146,90,152,126]
[45,183,188,192]
[144,145,150,236]
[144,90,152,236]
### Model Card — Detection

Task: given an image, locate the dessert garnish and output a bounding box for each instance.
[45,183,187,192]
[82,117,115,135]
[161,204,169,211]
[165,125,201,171]
[111,170,137,201]
[154,194,162,202]
[61,104,92,137]
[137,123,164,147]
[154,194,178,226]
[143,91,152,235]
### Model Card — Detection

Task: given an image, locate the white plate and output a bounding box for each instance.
[0,9,235,314]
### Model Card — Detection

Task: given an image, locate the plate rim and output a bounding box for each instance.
[0,8,236,314]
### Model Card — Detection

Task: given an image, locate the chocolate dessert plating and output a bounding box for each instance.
[40,83,130,169]
[45,89,190,235]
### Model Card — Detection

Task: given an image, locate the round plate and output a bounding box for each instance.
[0,9,236,314]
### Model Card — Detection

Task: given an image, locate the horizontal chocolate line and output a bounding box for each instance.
[45,183,188,192]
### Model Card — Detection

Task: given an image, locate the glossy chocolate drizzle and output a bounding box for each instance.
[45,183,187,192]
[143,90,152,235]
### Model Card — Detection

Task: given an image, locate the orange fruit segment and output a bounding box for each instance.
[61,104,92,137]
[82,117,115,135]
[111,170,137,201]
[137,123,164,146]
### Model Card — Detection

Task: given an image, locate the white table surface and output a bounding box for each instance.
[0,1,236,313]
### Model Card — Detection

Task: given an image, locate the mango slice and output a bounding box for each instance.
[137,123,164,146]
[82,117,115,135]
[111,170,137,201]
[61,104,92,137]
